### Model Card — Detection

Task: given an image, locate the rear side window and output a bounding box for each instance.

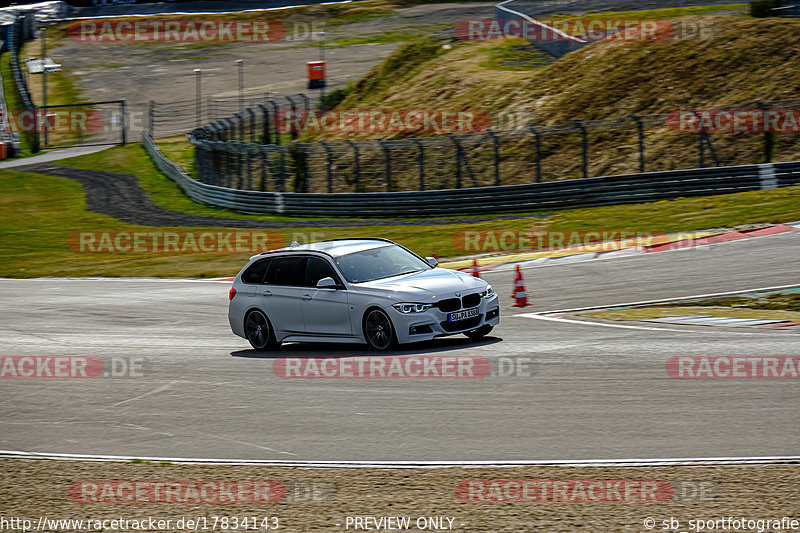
[306,257,339,287]
[272,256,307,286]
[241,259,272,284]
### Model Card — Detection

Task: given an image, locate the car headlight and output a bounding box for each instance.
[392,303,433,314]
[481,285,495,299]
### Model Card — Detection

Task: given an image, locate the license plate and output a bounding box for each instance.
[448,307,479,322]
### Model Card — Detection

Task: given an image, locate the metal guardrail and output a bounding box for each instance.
[144,131,800,218]
[7,15,39,152]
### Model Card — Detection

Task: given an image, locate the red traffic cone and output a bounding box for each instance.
[511,265,529,307]
[471,259,480,278]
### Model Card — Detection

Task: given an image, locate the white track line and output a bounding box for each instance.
[535,284,800,315]
[513,313,692,332]
[1,450,798,468]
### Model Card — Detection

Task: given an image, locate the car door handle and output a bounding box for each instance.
[263,290,273,296]
[301,293,312,300]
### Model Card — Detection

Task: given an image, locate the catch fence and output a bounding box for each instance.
[185,97,800,193]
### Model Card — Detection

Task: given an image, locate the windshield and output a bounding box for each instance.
[334,244,431,283]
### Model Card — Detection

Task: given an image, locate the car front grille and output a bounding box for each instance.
[435,293,482,313]
[435,298,461,313]
[462,293,481,308]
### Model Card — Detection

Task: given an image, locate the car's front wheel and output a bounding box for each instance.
[245,309,278,350]
[363,308,396,351]
[465,325,493,340]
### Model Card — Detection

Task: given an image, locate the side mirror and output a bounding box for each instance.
[316,277,338,289]
[425,256,439,267]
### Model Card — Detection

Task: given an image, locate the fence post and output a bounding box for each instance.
[527,126,542,183]
[346,140,360,192]
[120,100,127,145]
[267,101,281,144]
[247,107,256,143]
[319,140,334,193]
[258,104,271,145]
[487,129,500,186]
[756,100,774,163]
[296,93,310,112]
[410,138,425,190]
[630,114,644,173]
[573,120,588,179]
[286,95,299,141]
[378,140,392,191]
[291,142,310,192]
[236,112,245,142]
[278,146,288,192]
[245,144,253,190]
[148,101,155,137]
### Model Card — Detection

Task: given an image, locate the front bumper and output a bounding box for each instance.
[389,295,500,344]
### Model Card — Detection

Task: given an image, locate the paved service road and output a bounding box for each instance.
[0,232,797,461]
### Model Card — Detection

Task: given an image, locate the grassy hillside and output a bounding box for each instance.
[300,11,800,180]
[335,13,800,121]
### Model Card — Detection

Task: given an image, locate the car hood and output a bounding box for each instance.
[355,268,487,300]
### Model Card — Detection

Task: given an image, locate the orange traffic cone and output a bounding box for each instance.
[511,265,529,307]
[471,259,480,278]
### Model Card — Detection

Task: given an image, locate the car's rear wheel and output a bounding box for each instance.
[245,310,277,350]
[363,308,396,351]
[465,325,493,340]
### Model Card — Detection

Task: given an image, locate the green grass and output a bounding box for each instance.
[0,168,538,277]
[583,306,800,322]
[575,4,747,19]
[2,142,800,278]
[477,39,552,71]
[685,292,800,312]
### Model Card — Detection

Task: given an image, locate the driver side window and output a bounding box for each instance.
[306,257,340,287]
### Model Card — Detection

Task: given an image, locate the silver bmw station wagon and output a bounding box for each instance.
[228,238,500,350]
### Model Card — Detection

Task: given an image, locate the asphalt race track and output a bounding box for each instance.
[0,232,797,462]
